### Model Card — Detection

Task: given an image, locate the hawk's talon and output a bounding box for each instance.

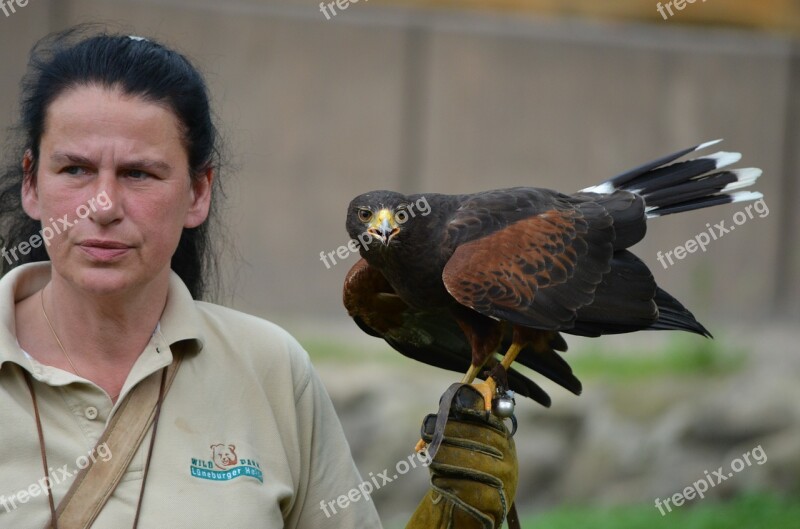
[486,363,511,394]
[470,376,499,413]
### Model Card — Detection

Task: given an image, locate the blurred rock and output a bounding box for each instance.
[314,325,800,519]
[682,376,797,447]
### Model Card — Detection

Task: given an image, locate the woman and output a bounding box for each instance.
[0,28,516,528]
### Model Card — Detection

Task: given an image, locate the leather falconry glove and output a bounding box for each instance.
[405,384,519,529]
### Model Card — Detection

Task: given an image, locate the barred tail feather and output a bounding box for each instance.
[581,140,763,218]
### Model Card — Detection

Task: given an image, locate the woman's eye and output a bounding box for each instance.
[125,170,149,180]
[358,209,373,222]
[63,166,88,176]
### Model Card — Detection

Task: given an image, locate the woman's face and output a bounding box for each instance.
[22,85,212,297]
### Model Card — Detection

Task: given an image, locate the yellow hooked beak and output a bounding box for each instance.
[367,209,400,245]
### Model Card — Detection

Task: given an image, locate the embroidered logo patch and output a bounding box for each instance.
[190,444,263,483]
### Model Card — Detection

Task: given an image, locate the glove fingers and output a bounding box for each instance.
[429,462,503,488]
[430,445,516,494]
[421,413,514,456]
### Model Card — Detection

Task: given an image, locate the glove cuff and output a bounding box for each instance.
[430,484,509,529]
[405,488,505,529]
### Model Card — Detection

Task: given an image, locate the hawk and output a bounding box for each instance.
[343,140,762,410]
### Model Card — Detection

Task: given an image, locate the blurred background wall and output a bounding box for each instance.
[1,0,797,332]
[1,1,799,525]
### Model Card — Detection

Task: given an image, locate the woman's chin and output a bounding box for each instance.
[77,272,137,295]
[59,267,161,298]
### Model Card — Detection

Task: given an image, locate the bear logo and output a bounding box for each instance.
[210,444,238,470]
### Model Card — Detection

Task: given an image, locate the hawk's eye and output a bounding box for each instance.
[358,209,373,222]
[395,204,411,224]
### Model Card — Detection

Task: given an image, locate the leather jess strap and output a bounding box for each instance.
[41,348,183,529]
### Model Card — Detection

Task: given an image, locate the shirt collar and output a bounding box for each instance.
[0,261,204,372]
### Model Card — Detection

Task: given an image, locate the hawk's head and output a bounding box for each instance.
[346,190,408,248]
[346,190,431,252]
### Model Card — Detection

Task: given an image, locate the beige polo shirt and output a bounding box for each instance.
[0,262,383,528]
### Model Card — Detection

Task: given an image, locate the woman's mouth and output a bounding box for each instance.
[78,239,132,261]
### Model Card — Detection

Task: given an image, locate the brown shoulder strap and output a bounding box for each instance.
[50,349,183,529]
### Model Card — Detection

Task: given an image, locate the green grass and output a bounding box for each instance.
[301,338,402,364]
[568,335,745,379]
[385,493,800,529]
[521,493,800,529]
[384,493,799,529]
[301,334,746,378]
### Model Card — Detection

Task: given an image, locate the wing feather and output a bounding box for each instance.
[442,204,615,330]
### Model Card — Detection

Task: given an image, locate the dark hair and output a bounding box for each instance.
[0,26,226,300]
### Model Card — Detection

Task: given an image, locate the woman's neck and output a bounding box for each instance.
[15,269,171,401]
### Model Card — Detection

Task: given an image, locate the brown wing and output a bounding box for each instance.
[343,258,405,337]
[442,205,615,330]
[343,258,556,404]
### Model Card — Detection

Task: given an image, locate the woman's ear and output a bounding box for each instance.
[21,150,41,221]
[184,166,214,229]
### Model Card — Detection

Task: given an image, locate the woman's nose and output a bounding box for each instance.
[86,172,122,225]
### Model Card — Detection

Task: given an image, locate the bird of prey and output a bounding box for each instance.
[343,140,762,410]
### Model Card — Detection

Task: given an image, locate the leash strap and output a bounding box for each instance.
[28,346,183,529]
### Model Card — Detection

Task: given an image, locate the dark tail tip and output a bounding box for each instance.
[650,287,712,338]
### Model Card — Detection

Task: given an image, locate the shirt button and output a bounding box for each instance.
[85,406,99,420]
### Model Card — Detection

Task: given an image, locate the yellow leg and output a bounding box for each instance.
[416,361,488,453]
[460,362,483,384]
[500,342,523,369]
[414,344,524,453]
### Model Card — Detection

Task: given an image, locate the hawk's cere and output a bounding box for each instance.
[343,140,762,409]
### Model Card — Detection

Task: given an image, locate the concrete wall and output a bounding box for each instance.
[1,0,797,335]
